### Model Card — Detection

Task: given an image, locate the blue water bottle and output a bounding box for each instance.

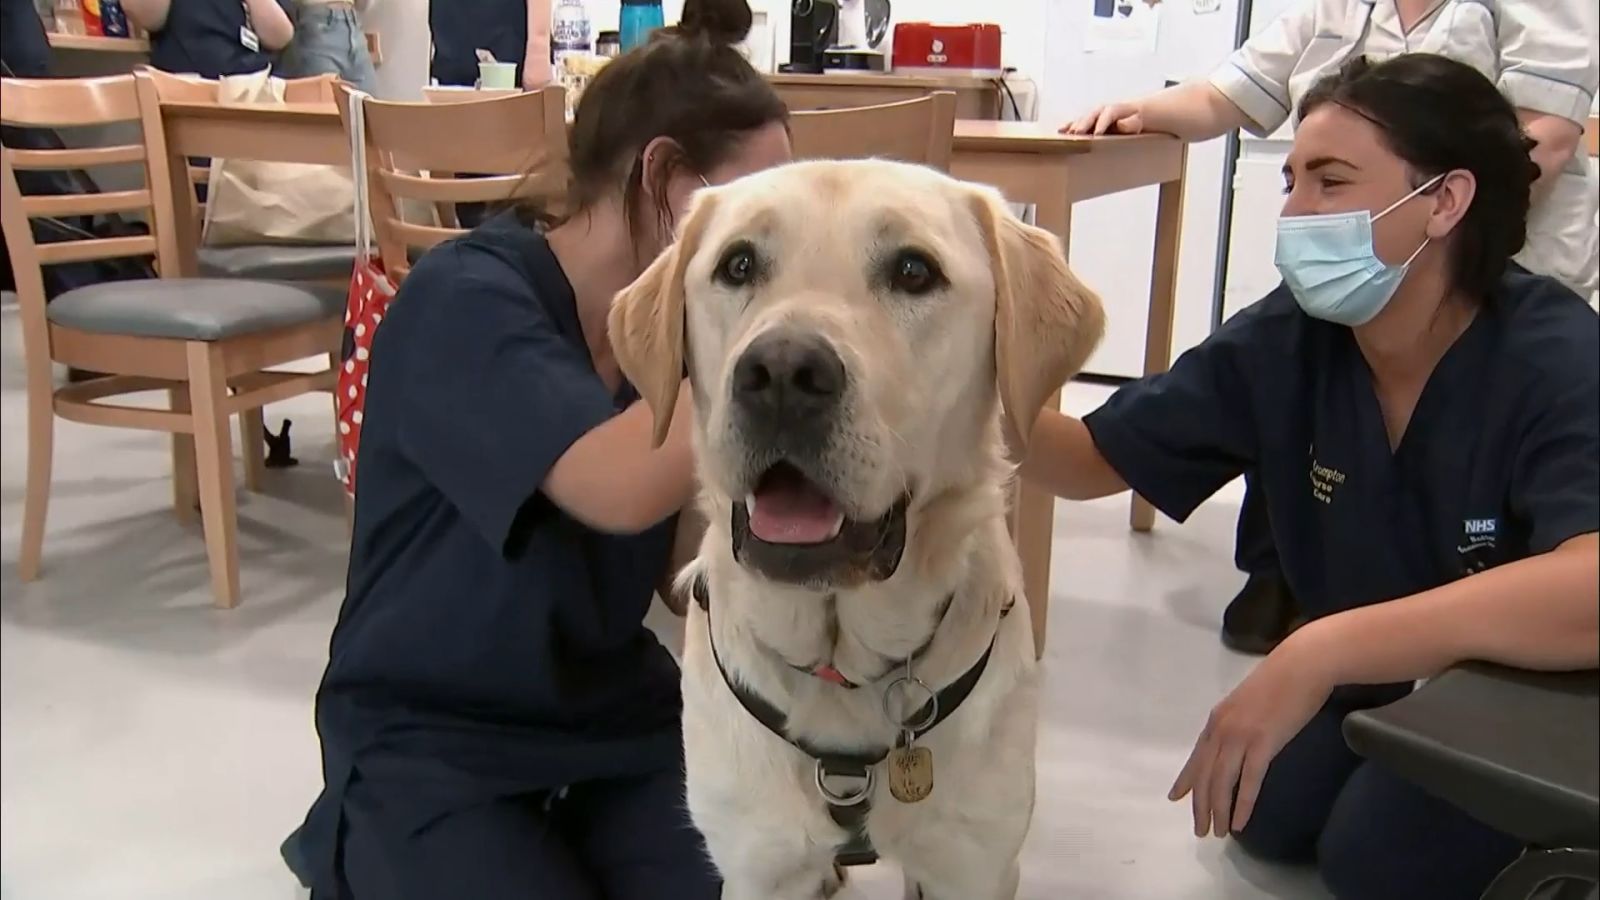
[619,0,665,52]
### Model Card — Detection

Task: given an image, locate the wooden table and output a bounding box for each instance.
[951,122,1186,657]
[46,32,151,53]
[152,102,1187,658]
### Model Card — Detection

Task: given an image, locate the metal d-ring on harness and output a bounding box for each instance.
[693,577,1011,867]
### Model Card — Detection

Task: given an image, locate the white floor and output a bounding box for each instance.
[0,306,1329,900]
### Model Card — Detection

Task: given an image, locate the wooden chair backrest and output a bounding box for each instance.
[338,86,568,282]
[0,74,181,374]
[135,67,340,216]
[786,92,959,172]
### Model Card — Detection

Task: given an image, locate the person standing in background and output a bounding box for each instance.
[276,0,378,92]
[123,0,294,77]
[429,0,552,89]
[1,0,51,80]
[1,0,54,297]
[1063,0,1599,657]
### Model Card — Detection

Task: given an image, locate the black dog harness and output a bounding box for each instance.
[693,577,1011,867]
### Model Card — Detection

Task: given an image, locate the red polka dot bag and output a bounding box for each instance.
[335,89,396,498]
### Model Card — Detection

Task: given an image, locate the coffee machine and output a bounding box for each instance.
[783,0,838,74]
[822,0,890,72]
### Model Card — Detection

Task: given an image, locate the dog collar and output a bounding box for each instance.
[694,580,957,690]
[693,575,1011,868]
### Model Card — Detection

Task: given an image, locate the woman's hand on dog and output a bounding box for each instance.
[1168,628,1338,838]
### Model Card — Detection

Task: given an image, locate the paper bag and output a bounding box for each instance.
[202,68,359,246]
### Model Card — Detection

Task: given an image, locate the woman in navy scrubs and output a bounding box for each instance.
[429,0,550,89]
[1023,54,1598,900]
[122,0,294,78]
[283,2,791,897]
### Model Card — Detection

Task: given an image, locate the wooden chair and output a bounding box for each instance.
[136,68,357,286]
[786,92,959,172]
[338,86,568,282]
[1,74,342,607]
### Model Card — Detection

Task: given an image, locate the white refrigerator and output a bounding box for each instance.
[1038,0,1292,378]
[1220,0,1301,323]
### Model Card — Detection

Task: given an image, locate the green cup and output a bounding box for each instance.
[478,61,517,89]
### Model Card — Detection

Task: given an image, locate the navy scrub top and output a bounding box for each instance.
[147,0,292,78]
[1,0,51,79]
[296,212,682,886]
[429,0,528,87]
[1086,272,1599,617]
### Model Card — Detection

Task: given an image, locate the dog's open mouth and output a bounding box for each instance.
[732,462,909,588]
[745,463,846,545]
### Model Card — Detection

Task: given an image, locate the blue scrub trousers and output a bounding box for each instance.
[1233,471,1277,577]
[325,768,721,900]
[1232,685,1524,899]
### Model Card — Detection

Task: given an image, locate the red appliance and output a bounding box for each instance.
[891,23,1003,78]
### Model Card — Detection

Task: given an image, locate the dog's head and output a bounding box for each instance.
[611,160,1104,590]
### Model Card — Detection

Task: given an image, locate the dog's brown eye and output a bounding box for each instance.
[715,243,759,287]
[890,250,943,295]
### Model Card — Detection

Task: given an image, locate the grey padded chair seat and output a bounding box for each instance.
[47,278,343,342]
[198,244,356,281]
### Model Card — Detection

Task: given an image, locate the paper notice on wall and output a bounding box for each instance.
[1085,0,1162,55]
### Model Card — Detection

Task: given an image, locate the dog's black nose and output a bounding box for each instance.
[732,330,845,422]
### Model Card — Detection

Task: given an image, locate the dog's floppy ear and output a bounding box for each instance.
[608,192,719,447]
[970,188,1106,454]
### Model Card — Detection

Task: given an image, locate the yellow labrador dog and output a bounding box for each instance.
[610,160,1104,900]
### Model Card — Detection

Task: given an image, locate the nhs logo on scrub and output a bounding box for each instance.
[1458,517,1498,574]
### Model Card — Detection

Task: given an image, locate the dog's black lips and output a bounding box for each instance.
[732,492,910,589]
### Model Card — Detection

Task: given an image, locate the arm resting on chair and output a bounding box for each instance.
[1308,533,1600,686]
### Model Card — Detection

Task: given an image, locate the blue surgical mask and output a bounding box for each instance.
[1274,173,1444,327]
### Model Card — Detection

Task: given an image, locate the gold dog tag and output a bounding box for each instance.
[888,745,934,803]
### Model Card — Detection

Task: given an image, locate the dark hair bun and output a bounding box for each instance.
[677,0,753,45]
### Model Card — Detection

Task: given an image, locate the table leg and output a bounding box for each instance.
[1013,183,1072,660]
[158,134,203,279]
[1130,151,1187,533]
[1013,387,1063,661]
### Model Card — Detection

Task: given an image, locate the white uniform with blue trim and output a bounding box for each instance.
[1209,0,1599,299]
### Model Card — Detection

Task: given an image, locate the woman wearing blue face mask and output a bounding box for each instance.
[1069,0,1599,662]
[1023,53,1597,900]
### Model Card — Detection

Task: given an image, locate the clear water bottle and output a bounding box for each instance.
[552,0,593,67]
[53,0,84,35]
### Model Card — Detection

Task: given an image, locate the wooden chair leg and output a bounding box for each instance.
[18,374,55,582]
[240,405,265,492]
[169,386,199,523]
[186,342,241,608]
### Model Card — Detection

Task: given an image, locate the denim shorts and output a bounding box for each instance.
[276,3,378,93]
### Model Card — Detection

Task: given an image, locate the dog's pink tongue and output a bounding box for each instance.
[749,471,842,545]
